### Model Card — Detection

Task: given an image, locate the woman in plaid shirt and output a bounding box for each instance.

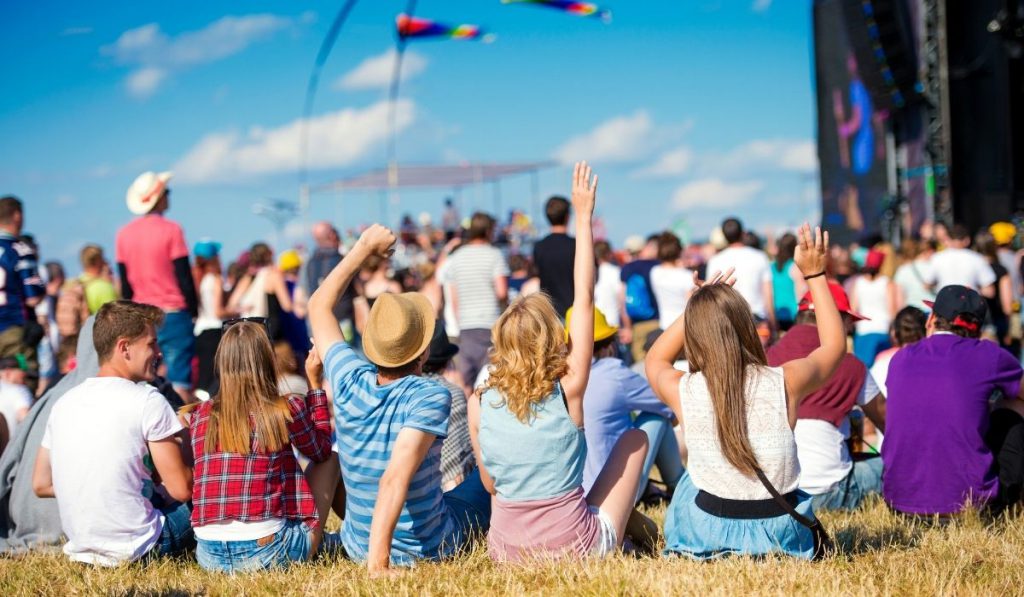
[187,321,335,573]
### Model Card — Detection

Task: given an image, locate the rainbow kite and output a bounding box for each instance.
[396,14,494,41]
[501,0,612,23]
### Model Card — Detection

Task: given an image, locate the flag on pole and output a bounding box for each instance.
[396,14,495,41]
[501,0,612,23]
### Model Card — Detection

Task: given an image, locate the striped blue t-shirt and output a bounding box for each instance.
[325,341,454,565]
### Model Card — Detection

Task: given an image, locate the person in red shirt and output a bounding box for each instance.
[115,172,198,403]
[187,320,335,572]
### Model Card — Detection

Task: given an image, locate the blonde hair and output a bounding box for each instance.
[485,293,568,423]
[205,322,292,455]
[683,284,768,477]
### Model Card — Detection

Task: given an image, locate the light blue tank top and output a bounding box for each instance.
[772,259,799,322]
[478,384,586,501]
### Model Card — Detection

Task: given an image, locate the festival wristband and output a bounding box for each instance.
[803,271,826,280]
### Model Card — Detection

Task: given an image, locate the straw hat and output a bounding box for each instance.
[126,171,172,215]
[564,306,619,343]
[362,292,436,368]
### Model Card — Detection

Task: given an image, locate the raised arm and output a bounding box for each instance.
[559,162,597,422]
[781,224,845,422]
[308,225,396,353]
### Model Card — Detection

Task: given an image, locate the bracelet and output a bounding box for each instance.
[803,271,826,280]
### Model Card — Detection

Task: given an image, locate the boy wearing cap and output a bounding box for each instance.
[767,282,887,511]
[115,172,198,404]
[309,224,490,575]
[883,284,1024,516]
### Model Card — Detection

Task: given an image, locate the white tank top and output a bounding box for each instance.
[679,365,800,500]
[239,267,270,318]
[853,275,892,335]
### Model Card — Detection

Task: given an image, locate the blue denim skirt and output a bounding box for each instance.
[663,471,816,560]
[196,520,316,573]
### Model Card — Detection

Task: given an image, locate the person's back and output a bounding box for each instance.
[44,377,180,564]
[116,215,188,311]
[594,260,621,327]
[533,233,575,317]
[707,246,772,318]
[325,340,454,563]
[649,264,694,330]
[929,247,995,291]
[772,260,799,326]
[447,244,507,329]
[883,332,1020,514]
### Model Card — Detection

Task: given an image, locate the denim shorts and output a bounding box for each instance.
[196,520,316,573]
[157,310,196,389]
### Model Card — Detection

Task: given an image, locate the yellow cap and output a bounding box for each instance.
[990,222,1016,246]
[278,249,302,272]
[564,306,618,343]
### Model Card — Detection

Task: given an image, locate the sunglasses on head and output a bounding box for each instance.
[222,317,270,335]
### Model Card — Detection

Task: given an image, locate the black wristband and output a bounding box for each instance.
[803,271,826,280]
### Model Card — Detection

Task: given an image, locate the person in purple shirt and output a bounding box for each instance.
[882,285,1024,517]
[567,307,682,505]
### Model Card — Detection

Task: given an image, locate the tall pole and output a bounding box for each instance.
[387,0,420,222]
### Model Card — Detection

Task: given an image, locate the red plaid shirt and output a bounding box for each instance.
[190,389,332,528]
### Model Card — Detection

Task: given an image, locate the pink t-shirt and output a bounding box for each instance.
[115,214,189,311]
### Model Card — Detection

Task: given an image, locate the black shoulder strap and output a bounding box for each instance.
[754,468,817,529]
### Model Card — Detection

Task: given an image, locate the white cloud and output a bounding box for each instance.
[102,14,302,98]
[671,178,764,211]
[553,110,654,164]
[173,99,415,184]
[752,0,772,12]
[699,138,817,176]
[335,49,428,91]
[633,146,694,178]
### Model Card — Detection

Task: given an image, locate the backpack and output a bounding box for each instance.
[55,278,88,338]
[624,273,656,321]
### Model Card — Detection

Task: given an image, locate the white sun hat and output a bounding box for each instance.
[126,171,172,215]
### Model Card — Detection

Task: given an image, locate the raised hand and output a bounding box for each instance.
[693,267,737,289]
[571,161,598,216]
[305,343,324,391]
[793,223,829,278]
[358,224,397,258]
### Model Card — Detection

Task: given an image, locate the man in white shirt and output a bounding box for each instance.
[927,224,996,298]
[706,218,774,324]
[32,300,193,566]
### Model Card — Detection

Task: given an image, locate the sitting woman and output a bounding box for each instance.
[469,162,651,562]
[188,321,336,572]
[647,224,845,559]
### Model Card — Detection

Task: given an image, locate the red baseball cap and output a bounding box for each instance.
[798,281,869,321]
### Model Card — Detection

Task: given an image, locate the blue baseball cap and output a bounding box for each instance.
[194,240,222,259]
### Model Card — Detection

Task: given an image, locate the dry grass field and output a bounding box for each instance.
[2,498,1023,596]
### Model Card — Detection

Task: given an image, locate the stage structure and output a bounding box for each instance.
[307,161,558,225]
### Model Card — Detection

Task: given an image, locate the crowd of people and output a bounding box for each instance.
[1,160,1024,573]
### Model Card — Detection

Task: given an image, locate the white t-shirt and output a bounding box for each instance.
[706,246,772,319]
[437,260,460,338]
[444,244,510,330]
[926,248,997,291]
[649,264,695,330]
[595,262,622,327]
[852,275,892,335]
[0,380,32,440]
[893,260,936,310]
[194,272,222,334]
[793,371,880,495]
[42,377,183,566]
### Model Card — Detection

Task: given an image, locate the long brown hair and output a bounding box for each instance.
[683,284,768,477]
[205,322,292,454]
[485,293,568,423]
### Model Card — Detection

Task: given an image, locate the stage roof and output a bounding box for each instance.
[310,161,557,193]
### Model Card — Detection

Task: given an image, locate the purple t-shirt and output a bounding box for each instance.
[882,333,1022,514]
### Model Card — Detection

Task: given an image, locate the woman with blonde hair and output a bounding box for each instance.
[647,224,845,559]
[469,163,651,562]
[188,321,335,572]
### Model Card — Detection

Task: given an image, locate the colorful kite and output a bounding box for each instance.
[501,0,612,23]
[396,14,494,42]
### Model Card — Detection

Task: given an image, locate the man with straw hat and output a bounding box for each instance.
[308,224,490,576]
[115,171,198,404]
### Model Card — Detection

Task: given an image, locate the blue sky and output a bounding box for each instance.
[0,0,819,273]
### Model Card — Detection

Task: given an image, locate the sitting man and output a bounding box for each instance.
[31,301,193,565]
[567,307,682,502]
[884,285,1024,517]
[308,224,490,575]
[767,282,886,511]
